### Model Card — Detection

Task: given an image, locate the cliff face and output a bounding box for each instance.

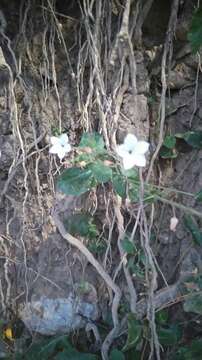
[0,1,202,358]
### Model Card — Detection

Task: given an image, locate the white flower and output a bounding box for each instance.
[117,134,149,170]
[49,133,71,160]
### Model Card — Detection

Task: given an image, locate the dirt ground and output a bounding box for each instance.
[0,0,202,359]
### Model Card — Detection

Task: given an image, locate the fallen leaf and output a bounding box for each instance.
[3,327,14,341]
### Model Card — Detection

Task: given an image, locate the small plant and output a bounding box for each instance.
[160,131,202,159]
[49,131,202,359]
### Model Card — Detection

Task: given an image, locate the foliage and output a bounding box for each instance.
[157,324,182,346]
[54,131,202,359]
[160,135,177,159]
[57,167,96,196]
[78,132,105,153]
[122,314,142,352]
[195,190,202,201]
[184,293,202,315]
[112,171,127,198]
[65,212,98,239]
[184,215,202,246]
[109,349,125,360]
[188,7,202,53]
[122,237,136,255]
[160,131,202,159]
[174,339,202,360]
[183,275,202,315]
[175,131,202,149]
[14,335,98,360]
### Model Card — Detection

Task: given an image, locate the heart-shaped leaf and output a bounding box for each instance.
[88,162,112,183]
[109,349,125,360]
[163,135,176,149]
[79,132,105,152]
[175,131,202,149]
[57,167,95,196]
[160,147,178,159]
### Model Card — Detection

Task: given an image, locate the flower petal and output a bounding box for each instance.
[57,147,67,160]
[124,134,138,145]
[117,144,128,158]
[63,143,71,153]
[50,136,60,145]
[124,134,138,151]
[133,154,146,167]
[49,144,62,154]
[136,141,149,154]
[59,133,69,146]
[122,154,137,170]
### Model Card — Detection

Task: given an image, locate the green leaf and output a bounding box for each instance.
[122,168,138,180]
[156,310,169,325]
[112,172,126,198]
[88,238,106,254]
[65,213,97,238]
[18,336,98,360]
[125,349,141,360]
[128,183,139,202]
[163,135,176,149]
[184,293,202,315]
[88,162,112,183]
[122,238,136,255]
[158,325,182,346]
[159,146,178,159]
[74,153,94,163]
[122,314,142,352]
[174,339,202,360]
[57,167,95,196]
[175,131,202,149]
[188,7,202,53]
[79,132,105,152]
[184,215,202,246]
[195,190,202,201]
[55,351,98,360]
[188,339,202,357]
[19,336,70,360]
[109,349,125,360]
[127,258,145,279]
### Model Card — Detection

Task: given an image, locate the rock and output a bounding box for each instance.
[19,284,99,335]
[168,63,195,89]
[17,235,100,336]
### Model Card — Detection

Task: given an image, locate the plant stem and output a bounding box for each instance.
[155,195,202,219]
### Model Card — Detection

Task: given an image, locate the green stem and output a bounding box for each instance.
[155,195,202,219]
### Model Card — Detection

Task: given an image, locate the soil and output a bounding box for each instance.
[0,0,202,359]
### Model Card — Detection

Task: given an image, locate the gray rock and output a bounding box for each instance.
[19,288,99,335]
